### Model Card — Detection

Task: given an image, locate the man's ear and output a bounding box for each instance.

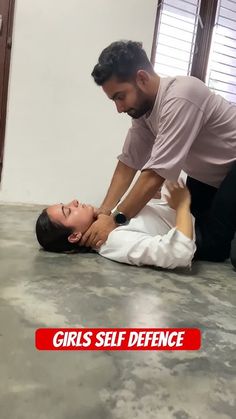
[136,70,150,89]
[68,232,82,244]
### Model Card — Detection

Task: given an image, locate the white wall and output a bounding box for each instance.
[0,0,157,205]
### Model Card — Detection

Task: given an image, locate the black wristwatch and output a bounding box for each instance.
[112,209,129,226]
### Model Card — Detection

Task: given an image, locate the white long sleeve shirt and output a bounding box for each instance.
[98,200,197,269]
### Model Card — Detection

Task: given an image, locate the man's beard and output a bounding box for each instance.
[127,88,154,119]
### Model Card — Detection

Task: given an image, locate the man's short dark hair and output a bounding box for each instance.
[91,40,154,86]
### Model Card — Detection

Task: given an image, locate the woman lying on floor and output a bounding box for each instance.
[36,163,236,270]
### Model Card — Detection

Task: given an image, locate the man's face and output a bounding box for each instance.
[102,76,153,119]
[47,200,95,234]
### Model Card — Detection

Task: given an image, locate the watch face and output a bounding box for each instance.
[115,212,127,225]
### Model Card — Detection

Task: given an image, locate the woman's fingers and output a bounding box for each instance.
[166,180,186,191]
[178,179,185,188]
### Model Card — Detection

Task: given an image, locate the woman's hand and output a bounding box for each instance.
[165,181,193,239]
[165,181,191,210]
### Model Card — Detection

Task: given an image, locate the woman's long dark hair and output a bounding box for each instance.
[35,209,90,253]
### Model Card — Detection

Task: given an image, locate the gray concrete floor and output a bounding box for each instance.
[0,204,236,419]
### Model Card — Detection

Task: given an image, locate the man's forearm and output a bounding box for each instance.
[100,161,137,211]
[176,204,193,239]
[117,169,165,219]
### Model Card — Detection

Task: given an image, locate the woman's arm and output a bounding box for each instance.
[175,204,193,239]
[99,228,196,269]
[165,181,193,239]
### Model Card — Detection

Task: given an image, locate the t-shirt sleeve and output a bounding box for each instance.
[142,98,205,181]
[99,228,196,269]
[117,118,155,170]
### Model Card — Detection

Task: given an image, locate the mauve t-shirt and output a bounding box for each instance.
[118,76,236,187]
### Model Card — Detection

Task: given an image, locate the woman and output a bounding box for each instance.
[36,163,236,270]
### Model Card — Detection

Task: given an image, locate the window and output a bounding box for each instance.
[152,0,201,77]
[151,0,236,103]
[206,0,236,103]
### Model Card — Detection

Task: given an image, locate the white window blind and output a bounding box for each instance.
[153,0,201,77]
[206,0,236,103]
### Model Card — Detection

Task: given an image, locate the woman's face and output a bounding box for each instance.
[47,199,95,233]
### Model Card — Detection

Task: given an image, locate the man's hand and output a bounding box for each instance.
[94,206,111,217]
[80,214,116,248]
[165,181,191,210]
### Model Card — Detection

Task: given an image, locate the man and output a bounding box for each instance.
[80,40,236,261]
